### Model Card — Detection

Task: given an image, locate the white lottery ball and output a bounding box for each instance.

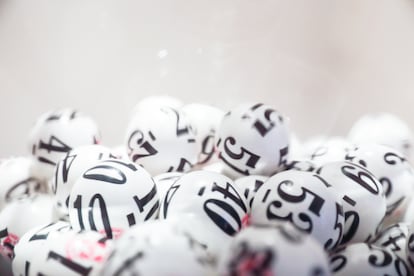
[0,194,55,259]
[68,159,159,239]
[182,103,225,166]
[250,170,344,250]
[307,136,354,167]
[53,145,115,219]
[126,106,198,175]
[0,156,43,211]
[216,103,290,178]
[29,229,112,276]
[348,113,414,160]
[103,220,214,276]
[372,222,410,262]
[317,161,386,245]
[345,144,414,225]
[12,221,71,276]
[234,175,268,212]
[330,243,409,276]
[160,170,248,256]
[217,224,330,276]
[29,108,101,181]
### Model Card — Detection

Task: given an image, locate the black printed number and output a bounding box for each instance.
[218,136,260,176]
[266,180,325,232]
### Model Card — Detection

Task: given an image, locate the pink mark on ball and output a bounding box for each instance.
[66,236,109,263]
[0,232,19,259]
[242,214,250,228]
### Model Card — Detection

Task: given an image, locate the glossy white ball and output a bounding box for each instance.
[0,157,42,211]
[344,144,414,225]
[182,103,225,166]
[250,170,344,250]
[348,112,414,160]
[217,224,331,276]
[317,161,386,245]
[160,170,248,256]
[68,159,159,239]
[126,106,198,175]
[215,103,290,178]
[12,221,71,276]
[102,220,214,276]
[29,108,100,181]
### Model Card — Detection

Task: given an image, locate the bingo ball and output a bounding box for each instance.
[0,194,55,259]
[344,144,414,225]
[234,175,268,211]
[29,108,101,181]
[68,159,159,239]
[217,224,330,276]
[125,106,198,175]
[317,161,386,245]
[0,156,43,211]
[330,243,409,276]
[53,145,115,219]
[215,103,290,178]
[348,112,414,160]
[250,170,344,250]
[182,103,225,166]
[306,136,354,167]
[160,170,248,256]
[12,221,71,275]
[103,220,214,276]
[372,222,410,262]
[28,229,112,276]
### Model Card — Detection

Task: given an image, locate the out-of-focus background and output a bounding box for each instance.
[1,0,414,157]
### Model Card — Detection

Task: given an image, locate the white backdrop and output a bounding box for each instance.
[1,0,414,157]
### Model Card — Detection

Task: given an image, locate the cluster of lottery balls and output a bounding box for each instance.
[1,96,414,275]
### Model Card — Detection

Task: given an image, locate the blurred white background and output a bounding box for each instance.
[1,0,414,157]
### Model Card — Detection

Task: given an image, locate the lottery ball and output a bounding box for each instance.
[125,106,198,175]
[102,220,214,276]
[0,156,43,211]
[250,170,344,250]
[68,159,159,239]
[317,161,386,245]
[12,221,71,275]
[217,224,330,276]
[372,222,410,262]
[306,136,354,167]
[160,170,248,256]
[53,145,115,219]
[215,103,290,178]
[330,243,409,276]
[348,112,414,160]
[28,229,112,276]
[234,175,269,212]
[29,108,101,181]
[344,144,414,225]
[182,103,225,166]
[0,194,56,259]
